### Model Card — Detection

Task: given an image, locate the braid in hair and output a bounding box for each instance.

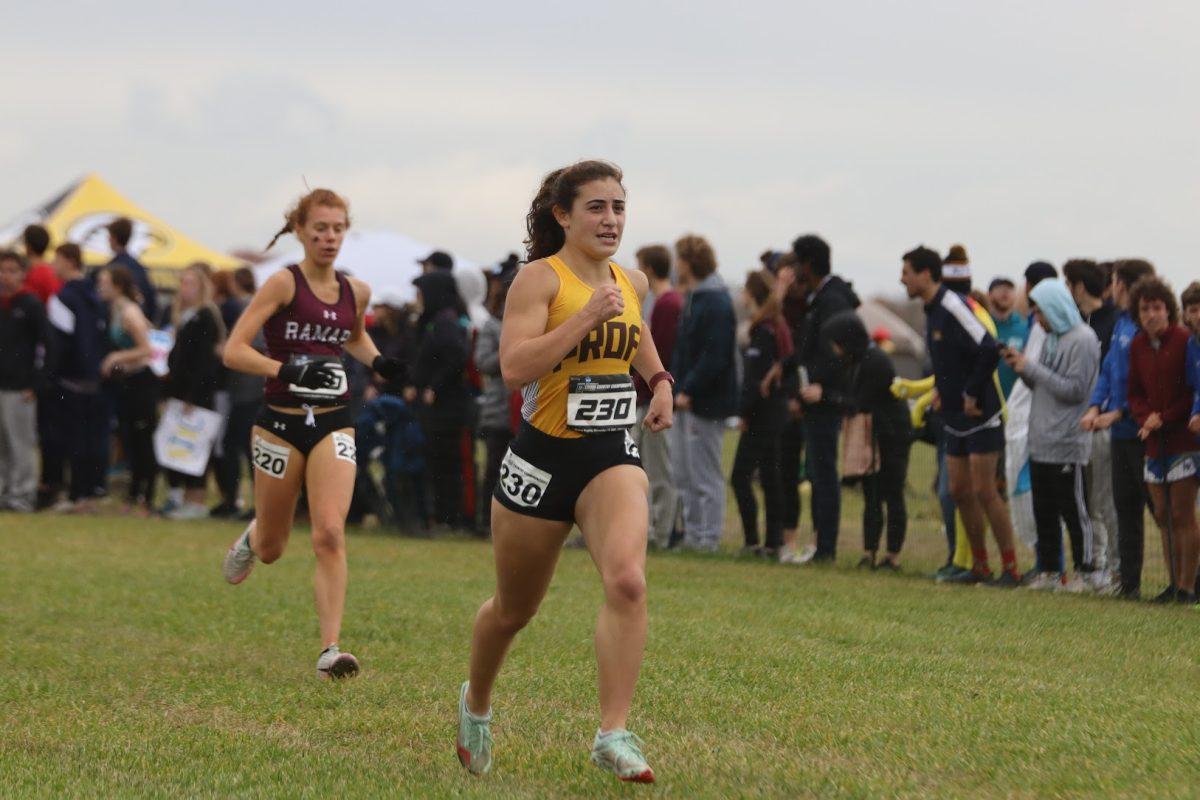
[265,188,350,251]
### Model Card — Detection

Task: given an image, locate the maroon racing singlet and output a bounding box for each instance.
[262,264,357,407]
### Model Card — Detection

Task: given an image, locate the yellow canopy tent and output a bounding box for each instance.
[0,174,241,288]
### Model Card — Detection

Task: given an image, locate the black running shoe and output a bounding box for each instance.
[1152,587,1180,604]
[987,571,1021,589]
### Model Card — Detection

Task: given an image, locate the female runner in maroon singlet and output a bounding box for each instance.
[220,189,402,679]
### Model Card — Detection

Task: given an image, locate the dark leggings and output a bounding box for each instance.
[1031,460,1094,572]
[216,400,260,506]
[480,427,512,529]
[60,386,109,501]
[425,420,463,526]
[115,370,159,506]
[862,433,911,555]
[731,422,784,550]
[1111,437,1147,591]
[780,417,804,529]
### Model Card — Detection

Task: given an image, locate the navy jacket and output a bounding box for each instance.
[672,273,737,419]
[52,278,108,385]
[924,285,1001,433]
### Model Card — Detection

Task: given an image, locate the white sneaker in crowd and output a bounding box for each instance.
[1058,574,1092,594]
[1089,570,1119,595]
[1024,571,1064,591]
[167,502,209,521]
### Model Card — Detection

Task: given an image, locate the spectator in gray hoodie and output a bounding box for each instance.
[476,269,514,531]
[1002,279,1101,591]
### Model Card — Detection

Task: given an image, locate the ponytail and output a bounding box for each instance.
[266,188,350,251]
[523,160,624,262]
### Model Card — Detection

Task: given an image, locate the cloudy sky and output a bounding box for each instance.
[5,1,1197,297]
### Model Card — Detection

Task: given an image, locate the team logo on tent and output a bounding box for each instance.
[65,212,173,260]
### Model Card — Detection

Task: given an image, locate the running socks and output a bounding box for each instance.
[1001,549,1018,577]
[971,548,990,576]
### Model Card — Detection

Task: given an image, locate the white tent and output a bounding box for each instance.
[253,229,490,324]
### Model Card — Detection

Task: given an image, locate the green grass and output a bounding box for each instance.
[3,501,1198,798]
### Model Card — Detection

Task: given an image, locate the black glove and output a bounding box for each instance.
[372,355,403,381]
[278,362,341,390]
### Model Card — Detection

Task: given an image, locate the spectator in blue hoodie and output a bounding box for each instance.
[48,243,109,512]
[1080,259,1156,598]
[671,234,737,552]
[105,217,159,323]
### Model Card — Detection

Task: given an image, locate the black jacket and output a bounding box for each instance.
[412,272,471,425]
[167,305,222,408]
[0,292,54,391]
[1083,300,1119,362]
[821,311,911,440]
[739,319,788,429]
[797,274,860,415]
[671,273,738,419]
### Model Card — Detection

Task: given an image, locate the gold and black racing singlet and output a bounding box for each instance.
[521,255,642,439]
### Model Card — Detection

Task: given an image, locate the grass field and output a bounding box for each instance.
[4,490,1199,797]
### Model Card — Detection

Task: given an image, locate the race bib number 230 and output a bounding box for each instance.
[566,374,637,434]
[498,450,551,509]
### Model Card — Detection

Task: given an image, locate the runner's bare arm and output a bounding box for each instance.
[342,278,382,367]
[500,261,621,389]
[223,270,294,378]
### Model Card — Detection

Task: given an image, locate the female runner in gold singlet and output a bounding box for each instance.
[455,161,674,783]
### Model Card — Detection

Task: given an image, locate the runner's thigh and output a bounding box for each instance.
[304,427,358,534]
[576,465,649,570]
[251,425,307,548]
[490,500,572,617]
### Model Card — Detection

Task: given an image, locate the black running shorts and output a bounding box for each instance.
[493,422,643,522]
[255,406,353,457]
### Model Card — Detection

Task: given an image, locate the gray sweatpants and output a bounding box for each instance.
[671,410,726,551]
[631,405,679,548]
[0,390,38,510]
[1086,428,1120,572]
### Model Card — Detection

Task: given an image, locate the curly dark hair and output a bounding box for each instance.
[524,160,624,262]
[1129,275,1178,328]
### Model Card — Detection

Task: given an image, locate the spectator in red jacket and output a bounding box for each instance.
[630,244,682,549]
[20,224,61,304]
[1126,276,1199,603]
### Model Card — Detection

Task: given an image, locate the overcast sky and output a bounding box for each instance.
[4,1,1197,297]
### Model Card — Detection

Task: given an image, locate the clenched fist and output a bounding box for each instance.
[583,284,624,327]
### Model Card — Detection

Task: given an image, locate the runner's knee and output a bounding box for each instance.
[603,565,646,607]
[311,520,345,556]
[492,598,537,635]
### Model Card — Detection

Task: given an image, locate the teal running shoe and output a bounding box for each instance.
[456,682,493,775]
[590,729,655,783]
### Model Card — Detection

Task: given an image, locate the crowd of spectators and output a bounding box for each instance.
[1,219,1195,603]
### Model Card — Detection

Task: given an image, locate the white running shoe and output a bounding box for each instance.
[590,729,655,783]
[316,645,360,680]
[796,544,817,564]
[222,523,257,585]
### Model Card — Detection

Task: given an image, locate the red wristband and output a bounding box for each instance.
[649,371,674,391]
